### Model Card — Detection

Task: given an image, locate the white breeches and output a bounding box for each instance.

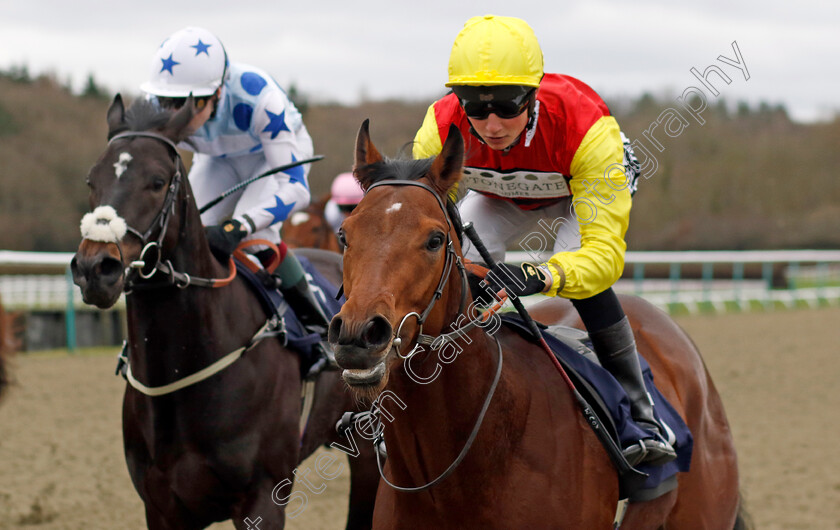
[458,190,582,263]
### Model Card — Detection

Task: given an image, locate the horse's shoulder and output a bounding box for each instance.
[528,297,580,328]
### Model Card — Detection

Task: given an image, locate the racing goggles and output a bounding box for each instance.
[158,95,213,111]
[453,85,535,120]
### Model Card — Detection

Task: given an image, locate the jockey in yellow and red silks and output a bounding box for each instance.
[413,15,674,468]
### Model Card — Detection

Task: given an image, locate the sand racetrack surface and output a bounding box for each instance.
[1,306,839,529]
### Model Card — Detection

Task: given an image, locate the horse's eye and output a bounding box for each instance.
[151,178,166,192]
[338,229,348,248]
[85,178,92,189]
[426,232,445,251]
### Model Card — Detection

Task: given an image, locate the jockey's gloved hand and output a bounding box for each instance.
[467,266,497,306]
[484,262,551,298]
[205,219,248,261]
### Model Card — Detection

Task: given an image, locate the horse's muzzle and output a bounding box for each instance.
[329,313,393,371]
[71,242,126,309]
[341,362,387,387]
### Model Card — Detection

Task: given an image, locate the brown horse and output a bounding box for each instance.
[70,95,378,529]
[328,120,746,528]
[282,193,342,252]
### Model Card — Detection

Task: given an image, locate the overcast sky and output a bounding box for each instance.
[1,0,836,123]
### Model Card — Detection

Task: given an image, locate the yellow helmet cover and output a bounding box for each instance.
[447,15,544,88]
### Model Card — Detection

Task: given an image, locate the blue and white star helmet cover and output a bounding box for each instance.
[141,27,229,98]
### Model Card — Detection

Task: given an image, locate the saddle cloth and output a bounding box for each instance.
[500,314,693,502]
[234,255,344,375]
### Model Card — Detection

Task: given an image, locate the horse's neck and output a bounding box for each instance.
[379,326,595,508]
[381,328,509,487]
[125,238,257,386]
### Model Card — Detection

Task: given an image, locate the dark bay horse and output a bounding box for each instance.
[282,194,341,252]
[70,95,378,529]
[329,120,746,528]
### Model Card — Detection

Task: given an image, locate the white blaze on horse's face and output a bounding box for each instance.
[80,205,128,243]
[113,152,133,179]
[385,202,403,214]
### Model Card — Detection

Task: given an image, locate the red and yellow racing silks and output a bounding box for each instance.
[413,74,632,299]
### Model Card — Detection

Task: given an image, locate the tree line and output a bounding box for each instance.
[1,70,837,253]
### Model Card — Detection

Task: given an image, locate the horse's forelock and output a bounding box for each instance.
[361,157,434,186]
[124,98,171,132]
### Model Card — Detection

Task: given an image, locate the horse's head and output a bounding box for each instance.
[329,120,468,399]
[71,94,196,308]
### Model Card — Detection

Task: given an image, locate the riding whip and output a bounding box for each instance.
[198,155,325,214]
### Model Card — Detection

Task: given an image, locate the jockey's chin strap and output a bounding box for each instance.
[107,131,236,291]
[363,180,469,359]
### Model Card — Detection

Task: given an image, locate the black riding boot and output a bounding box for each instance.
[281,276,331,335]
[270,250,336,376]
[589,316,677,467]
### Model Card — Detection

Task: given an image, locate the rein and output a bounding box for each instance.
[106,131,237,291]
[355,179,501,493]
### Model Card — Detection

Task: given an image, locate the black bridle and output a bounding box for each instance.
[355,179,503,493]
[108,132,184,284]
[106,131,234,290]
[364,180,469,357]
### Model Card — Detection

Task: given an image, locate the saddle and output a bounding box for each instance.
[234,255,343,378]
[500,315,693,502]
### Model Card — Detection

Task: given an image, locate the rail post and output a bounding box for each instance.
[65,266,76,353]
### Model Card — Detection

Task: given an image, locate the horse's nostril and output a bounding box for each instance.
[99,257,124,279]
[328,316,343,344]
[70,256,86,287]
[362,315,392,349]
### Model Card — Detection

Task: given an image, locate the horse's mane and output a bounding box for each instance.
[124,98,172,132]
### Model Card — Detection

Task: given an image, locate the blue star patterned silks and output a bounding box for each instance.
[191,39,212,56]
[233,103,254,131]
[284,154,307,187]
[160,53,180,75]
[264,196,297,224]
[262,110,289,139]
[240,72,267,95]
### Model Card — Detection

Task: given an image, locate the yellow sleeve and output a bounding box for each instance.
[544,116,631,299]
[412,103,443,159]
[413,102,460,203]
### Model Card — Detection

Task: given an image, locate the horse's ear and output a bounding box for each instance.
[428,124,464,197]
[106,94,127,139]
[160,94,196,144]
[353,119,383,191]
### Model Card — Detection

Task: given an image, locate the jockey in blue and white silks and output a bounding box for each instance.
[141,27,313,246]
[141,27,331,374]
[185,61,314,243]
